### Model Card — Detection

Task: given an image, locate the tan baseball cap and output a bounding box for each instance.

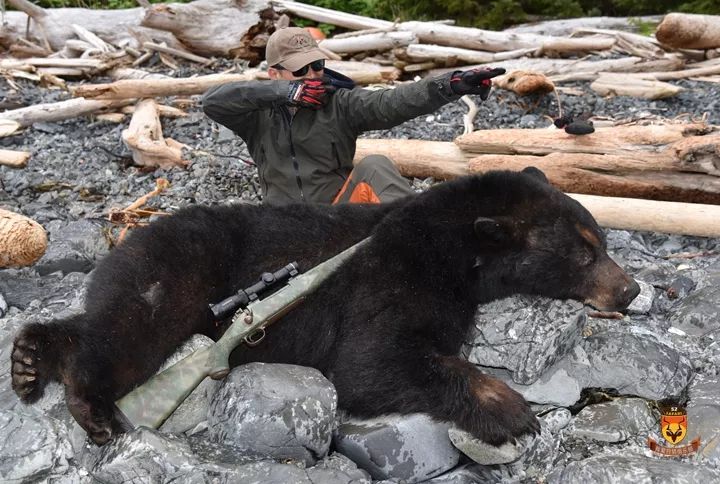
[265,27,328,72]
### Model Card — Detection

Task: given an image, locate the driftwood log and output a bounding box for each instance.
[459,123,720,203]
[121,99,188,168]
[354,139,469,179]
[0,149,31,168]
[568,194,720,238]
[656,13,720,50]
[0,208,48,268]
[0,98,130,127]
[355,123,720,204]
[466,152,720,204]
[590,74,684,99]
[70,72,259,100]
[141,0,271,58]
[319,31,417,54]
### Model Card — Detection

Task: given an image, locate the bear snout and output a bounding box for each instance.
[583,257,641,312]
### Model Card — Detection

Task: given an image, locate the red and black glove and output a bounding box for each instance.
[450,67,506,100]
[287,79,336,109]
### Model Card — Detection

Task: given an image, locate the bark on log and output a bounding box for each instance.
[590,74,684,99]
[466,152,720,204]
[0,208,48,268]
[70,72,260,100]
[121,99,188,169]
[0,149,31,168]
[354,139,469,179]
[141,0,271,57]
[567,194,720,238]
[656,13,720,50]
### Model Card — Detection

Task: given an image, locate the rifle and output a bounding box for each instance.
[113,237,370,431]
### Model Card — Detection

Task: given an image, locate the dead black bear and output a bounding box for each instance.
[11,168,639,446]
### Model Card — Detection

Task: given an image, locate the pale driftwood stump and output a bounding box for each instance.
[0,209,48,268]
[656,13,720,50]
[121,99,188,169]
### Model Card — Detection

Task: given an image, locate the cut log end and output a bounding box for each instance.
[0,208,48,268]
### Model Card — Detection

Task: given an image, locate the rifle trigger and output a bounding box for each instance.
[245,328,265,347]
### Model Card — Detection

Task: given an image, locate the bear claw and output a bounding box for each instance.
[11,335,45,403]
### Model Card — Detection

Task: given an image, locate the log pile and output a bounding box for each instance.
[0,0,719,238]
[355,121,720,206]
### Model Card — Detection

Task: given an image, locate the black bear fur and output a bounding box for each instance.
[11,168,639,446]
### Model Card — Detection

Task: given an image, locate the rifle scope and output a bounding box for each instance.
[209,262,300,320]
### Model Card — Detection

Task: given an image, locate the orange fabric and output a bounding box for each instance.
[332,174,354,204]
[348,182,381,204]
[332,177,381,205]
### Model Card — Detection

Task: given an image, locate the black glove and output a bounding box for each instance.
[287,79,336,109]
[450,67,506,100]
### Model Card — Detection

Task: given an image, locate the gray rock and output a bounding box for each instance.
[87,428,202,482]
[566,398,655,443]
[687,374,720,466]
[549,453,720,483]
[492,328,693,407]
[464,296,586,384]
[0,404,75,483]
[207,363,336,466]
[0,292,7,318]
[35,219,109,276]
[449,427,532,465]
[0,270,87,312]
[425,463,519,483]
[87,428,369,484]
[626,279,654,314]
[333,413,459,482]
[667,274,720,337]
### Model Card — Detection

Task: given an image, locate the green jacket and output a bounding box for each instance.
[202,71,460,204]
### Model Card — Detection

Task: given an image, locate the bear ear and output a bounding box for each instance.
[473,217,512,246]
[521,166,549,184]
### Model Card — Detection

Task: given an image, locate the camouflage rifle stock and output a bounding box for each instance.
[113,237,371,431]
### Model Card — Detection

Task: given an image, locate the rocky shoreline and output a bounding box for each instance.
[1,65,719,483]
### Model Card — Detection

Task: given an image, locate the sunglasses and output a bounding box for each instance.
[275,59,325,77]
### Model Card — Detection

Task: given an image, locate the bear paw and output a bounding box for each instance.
[449,426,534,465]
[11,328,47,403]
[66,393,115,446]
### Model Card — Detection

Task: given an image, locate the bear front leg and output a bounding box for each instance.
[430,355,540,446]
[336,353,539,447]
